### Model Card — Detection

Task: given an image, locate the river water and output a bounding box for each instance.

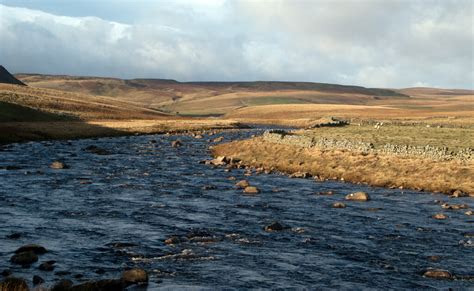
[0,128,473,289]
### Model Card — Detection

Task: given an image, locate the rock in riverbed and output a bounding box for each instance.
[345,191,370,201]
[15,244,47,254]
[432,213,448,220]
[243,186,260,194]
[171,140,182,148]
[70,279,124,291]
[122,268,148,286]
[451,189,467,198]
[10,251,38,265]
[39,260,56,271]
[332,202,346,208]
[235,180,249,189]
[50,161,68,169]
[51,279,73,291]
[423,268,453,279]
[84,145,110,155]
[33,275,45,285]
[264,222,284,232]
[289,172,311,178]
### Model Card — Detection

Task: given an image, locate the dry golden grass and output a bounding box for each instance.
[0,83,169,120]
[0,119,240,144]
[212,137,474,195]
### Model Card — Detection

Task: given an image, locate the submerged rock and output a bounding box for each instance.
[70,279,124,291]
[33,275,45,285]
[289,172,311,178]
[84,145,110,155]
[316,191,334,195]
[38,261,55,271]
[51,279,73,291]
[345,191,370,201]
[441,203,468,210]
[1,269,12,277]
[264,222,284,232]
[423,268,453,279]
[10,251,38,265]
[15,244,47,254]
[164,236,187,245]
[451,189,467,198]
[171,140,182,148]
[332,202,346,208]
[235,180,249,189]
[432,213,448,220]
[122,268,148,286]
[50,161,68,169]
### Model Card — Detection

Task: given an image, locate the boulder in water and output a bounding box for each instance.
[50,161,68,169]
[235,180,249,189]
[10,251,38,265]
[171,140,182,148]
[15,244,47,254]
[423,268,453,279]
[122,268,148,286]
[345,191,370,201]
[432,213,448,220]
[243,186,260,194]
[264,222,284,232]
[332,202,346,208]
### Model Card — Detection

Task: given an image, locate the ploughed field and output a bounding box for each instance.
[0,128,473,289]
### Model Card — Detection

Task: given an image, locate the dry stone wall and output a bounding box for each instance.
[262,130,473,161]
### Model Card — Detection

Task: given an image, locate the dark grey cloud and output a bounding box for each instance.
[0,0,472,88]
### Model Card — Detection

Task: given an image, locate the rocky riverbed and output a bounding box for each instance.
[0,128,473,289]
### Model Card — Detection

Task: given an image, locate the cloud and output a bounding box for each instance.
[0,1,472,88]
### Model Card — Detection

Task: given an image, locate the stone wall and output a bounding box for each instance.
[262,130,473,161]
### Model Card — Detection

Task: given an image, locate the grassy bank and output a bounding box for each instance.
[212,125,474,196]
[0,119,241,144]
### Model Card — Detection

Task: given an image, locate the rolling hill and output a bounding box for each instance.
[16,73,410,116]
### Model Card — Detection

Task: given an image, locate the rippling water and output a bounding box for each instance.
[0,128,473,289]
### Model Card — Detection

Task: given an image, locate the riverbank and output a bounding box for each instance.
[212,124,474,196]
[0,119,242,144]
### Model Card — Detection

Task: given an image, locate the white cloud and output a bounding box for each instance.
[0,1,472,88]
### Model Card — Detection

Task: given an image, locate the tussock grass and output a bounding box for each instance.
[212,137,474,195]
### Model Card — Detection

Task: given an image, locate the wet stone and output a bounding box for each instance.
[51,279,73,291]
[6,233,21,239]
[50,161,68,169]
[235,180,250,189]
[243,186,260,194]
[33,275,45,285]
[1,269,12,277]
[39,261,55,271]
[11,251,38,266]
[15,244,47,254]
[122,268,149,286]
[332,202,346,208]
[345,191,370,201]
[432,213,448,220]
[423,268,453,280]
[264,221,285,232]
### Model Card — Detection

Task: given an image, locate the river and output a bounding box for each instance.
[0,128,472,289]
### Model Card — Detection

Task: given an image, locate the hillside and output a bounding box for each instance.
[0,83,170,120]
[16,74,409,116]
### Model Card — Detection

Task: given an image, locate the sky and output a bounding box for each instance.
[0,0,472,89]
